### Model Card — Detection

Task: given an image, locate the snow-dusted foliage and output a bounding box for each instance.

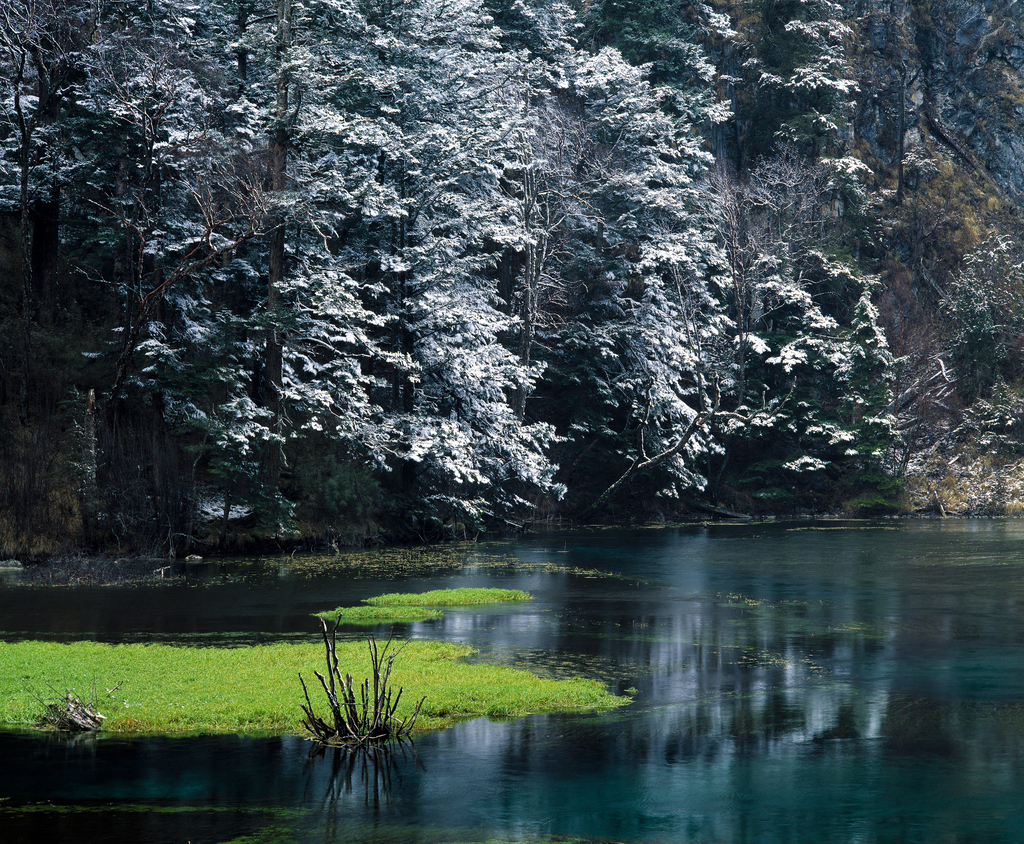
[944,234,1024,402]
[0,0,902,547]
[312,0,565,525]
[701,149,895,501]
[724,0,857,161]
[522,44,728,503]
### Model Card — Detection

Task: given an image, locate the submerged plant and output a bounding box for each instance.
[299,619,424,746]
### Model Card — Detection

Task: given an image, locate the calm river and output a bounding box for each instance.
[3,520,1024,843]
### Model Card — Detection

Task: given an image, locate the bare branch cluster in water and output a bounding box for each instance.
[299,619,424,746]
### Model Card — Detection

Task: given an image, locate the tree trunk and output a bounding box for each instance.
[583,409,713,518]
[30,193,59,326]
[512,165,546,421]
[80,389,99,544]
[262,0,293,492]
[18,138,33,428]
[896,60,907,205]
[236,0,253,84]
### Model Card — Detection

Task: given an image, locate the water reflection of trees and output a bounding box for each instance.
[883,695,1024,761]
[304,741,423,812]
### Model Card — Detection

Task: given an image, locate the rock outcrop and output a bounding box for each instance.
[852,0,1024,202]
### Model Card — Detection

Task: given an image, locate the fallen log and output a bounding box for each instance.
[686,499,753,521]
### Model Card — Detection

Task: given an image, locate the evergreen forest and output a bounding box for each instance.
[3,0,1024,555]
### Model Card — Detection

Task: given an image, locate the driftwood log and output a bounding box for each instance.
[38,690,106,732]
[299,618,424,746]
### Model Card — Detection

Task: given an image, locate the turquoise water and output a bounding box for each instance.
[3,519,1024,843]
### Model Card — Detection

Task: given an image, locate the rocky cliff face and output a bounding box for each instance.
[845,0,1024,516]
[920,0,1024,200]
[852,0,1024,202]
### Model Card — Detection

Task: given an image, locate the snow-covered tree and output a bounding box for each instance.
[522,45,729,510]
[0,0,87,422]
[701,149,894,506]
[713,0,857,165]
[304,0,565,529]
[0,0,911,551]
[73,1,270,414]
[944,233,1024,402]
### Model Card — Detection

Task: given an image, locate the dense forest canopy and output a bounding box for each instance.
[2,0,1022,555]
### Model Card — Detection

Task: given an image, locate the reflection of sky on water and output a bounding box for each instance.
[5,520,1024,842]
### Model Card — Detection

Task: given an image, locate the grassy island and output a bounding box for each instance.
[365,587,532,606]
[317,587,532,625]
[317,605,445,624]
[0,638,625,735]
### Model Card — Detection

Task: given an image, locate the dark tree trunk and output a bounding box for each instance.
[262,0,293,492]
[29,194,59,326]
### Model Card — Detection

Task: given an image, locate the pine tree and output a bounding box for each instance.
[297,0,566,529]
[523,44,727,511]
[0,0,86,423]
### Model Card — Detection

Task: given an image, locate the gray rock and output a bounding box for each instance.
[853,0,1024,200]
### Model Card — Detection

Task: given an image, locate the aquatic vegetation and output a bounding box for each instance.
[316,587,529,625]
[365,588,531,606]
[716,591,887,640]
[12,554,181,586]
[0,638,625,735]
[284,546,630,584]
[316,605,444,625]
[440,837,613,844]
[284,545,521,579]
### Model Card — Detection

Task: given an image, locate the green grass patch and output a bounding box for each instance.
[316,587,529,624]
[0,638,624,735]
[315,605,444,624]
[364,587,531,606]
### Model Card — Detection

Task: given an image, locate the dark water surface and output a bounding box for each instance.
[4,519,1024,843]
